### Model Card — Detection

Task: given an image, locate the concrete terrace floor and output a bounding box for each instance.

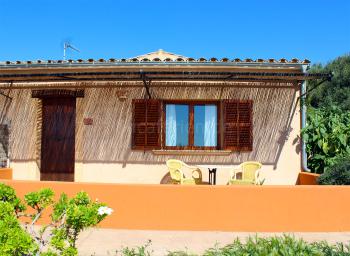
[76,229,350,256]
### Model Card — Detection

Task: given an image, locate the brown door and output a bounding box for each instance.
[41,97,76,181]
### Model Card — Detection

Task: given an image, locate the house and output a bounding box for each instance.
[0,50,328,185]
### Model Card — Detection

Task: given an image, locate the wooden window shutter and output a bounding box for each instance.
[223,100,253,151]
[132,99,161,150]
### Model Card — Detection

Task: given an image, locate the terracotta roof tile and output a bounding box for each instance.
[0,49,311,66]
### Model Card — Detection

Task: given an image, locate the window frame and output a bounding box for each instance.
[162,100,221,150]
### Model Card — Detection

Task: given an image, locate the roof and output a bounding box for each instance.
[0,49,310,66]
[0,50,331,86]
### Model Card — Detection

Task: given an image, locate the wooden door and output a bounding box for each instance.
[41,97,76,181]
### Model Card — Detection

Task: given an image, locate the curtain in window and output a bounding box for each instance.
[204,105,217,146]
[166,104,177,146]
[194,105,217,147]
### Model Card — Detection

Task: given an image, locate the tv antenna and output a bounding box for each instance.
[63,42,80,60]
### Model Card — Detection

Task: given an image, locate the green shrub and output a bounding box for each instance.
[302,106,350,173]
[318,157,350,185]
[117,236,350,256]
[313,241,350,256]
[0,202,38,256]
[0,184,37,255]
[0,183,26,214]
[0,183,112,256]
[203,236,350,256]
[204,235,323,256]
[50,191,112,255]
[118,240,153,256]
[25,188,54,210]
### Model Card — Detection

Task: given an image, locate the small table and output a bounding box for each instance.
[197,165,234,185]
[208,168,217,185]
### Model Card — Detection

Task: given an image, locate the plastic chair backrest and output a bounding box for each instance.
[241,162,262,181]
[166,159,184,182]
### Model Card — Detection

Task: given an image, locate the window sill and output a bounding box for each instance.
[152,150,232,156]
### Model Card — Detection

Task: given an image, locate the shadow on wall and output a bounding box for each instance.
[73,86,300,168]
[0,89,38,161]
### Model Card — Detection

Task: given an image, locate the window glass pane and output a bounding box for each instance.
[165,104,189,146]
[194,105,217,147]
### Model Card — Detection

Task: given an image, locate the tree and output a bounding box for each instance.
[307,54,350,111]
[303,54,350,174]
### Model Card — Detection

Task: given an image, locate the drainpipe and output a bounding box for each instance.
[301,65,311,172]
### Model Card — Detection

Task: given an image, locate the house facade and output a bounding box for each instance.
[0,50,325,185]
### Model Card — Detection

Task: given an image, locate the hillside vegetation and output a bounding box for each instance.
[303,54,350,176]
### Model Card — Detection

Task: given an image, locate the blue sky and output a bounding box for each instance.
[0,0,349,64]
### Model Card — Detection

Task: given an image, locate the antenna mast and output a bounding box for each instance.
[63,42,80,60]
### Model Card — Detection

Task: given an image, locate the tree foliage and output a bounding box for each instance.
[303,54,350,174]
[307,54,350,111]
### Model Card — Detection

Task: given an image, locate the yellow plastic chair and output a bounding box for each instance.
[228,161,263,185]
[166,159,203,185]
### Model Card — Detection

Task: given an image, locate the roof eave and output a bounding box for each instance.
[0,61,307,68]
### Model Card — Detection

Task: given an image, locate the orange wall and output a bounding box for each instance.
[1,179,350,232]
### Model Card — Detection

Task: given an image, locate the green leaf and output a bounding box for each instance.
[322,142,329,154]
[339,134,347,147]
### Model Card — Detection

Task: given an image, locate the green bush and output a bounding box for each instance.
[0,202,38,256]
[206,236,350,256]
[302,106,350,173]
[118,240,153,256]
[118,236,350,256]
[0,183,26,214]
[318,158,350,185]
[0,183,112,256]
[204,236,323,256]
[49,191,111,255]
[0,185,38,256]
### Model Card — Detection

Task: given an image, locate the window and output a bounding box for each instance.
[194,105,217,147]
[165,104,189,147]
[164,102,219,149]
[131,99,252,151]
